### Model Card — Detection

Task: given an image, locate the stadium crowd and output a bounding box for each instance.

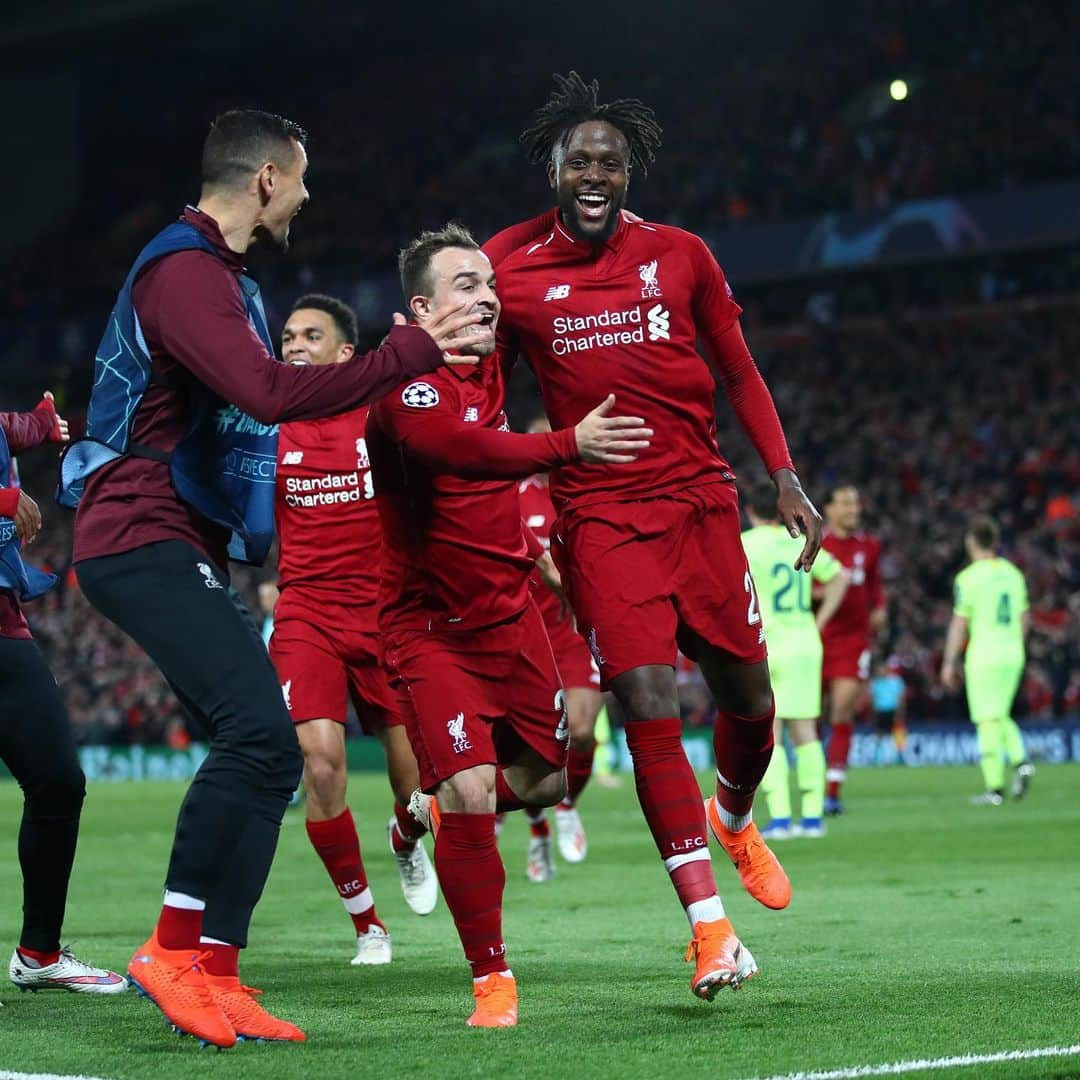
[2,0,1078,330]
[13,297,1077,746]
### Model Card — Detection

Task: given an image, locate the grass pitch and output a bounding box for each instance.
[0,765,1077,1079]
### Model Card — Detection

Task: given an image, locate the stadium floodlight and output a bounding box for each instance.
[889,79,909,101]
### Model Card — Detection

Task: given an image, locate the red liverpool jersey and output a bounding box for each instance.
[368,361,577,635]
[274,406,380,624]
[518,473,563,628]
[820,531,885,650]
[491,213,793,513]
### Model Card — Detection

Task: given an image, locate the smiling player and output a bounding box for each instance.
[484,73,823,1001]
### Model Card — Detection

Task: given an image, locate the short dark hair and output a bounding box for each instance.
[201,109,307,191]
[398,222,480,302]
[520,71,663,175]
[967,514,1000,551]
[289,293,358,346]
[825,482,857,506]
[748,481,778,521]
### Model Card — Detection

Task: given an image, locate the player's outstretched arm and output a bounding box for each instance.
[0,392,66,455]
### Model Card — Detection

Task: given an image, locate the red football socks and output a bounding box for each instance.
[561,744,596,807]
[434,812,509,979]
[155,903,203,950]
[525,807,550,838]
[625,718,718,908]
[200,941,239,977]
[306,808,382,934]
[713,703,776,821]
[826,724,854,797]
[390,800,426,854]
[16,945,61,968]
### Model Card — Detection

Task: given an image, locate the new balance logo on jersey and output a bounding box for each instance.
[281,680,293,711]
[282,451,303,465]
[647,304,670,341]
[544,284,571,302]
[196,563,222,590]
[448,712,472,754]
[639,259,662,298]
[463,407,479,422]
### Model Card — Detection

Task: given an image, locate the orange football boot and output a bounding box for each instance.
[706,796,792,910]
[466,971,518,1028]
[685,918,759,1000]
[127,934,236,1048]
[207,974,306,1042]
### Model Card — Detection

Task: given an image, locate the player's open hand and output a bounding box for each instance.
[773,468,823,570]
[575,395,653,464]
[39,391,70,442]
[393,306,482,366]
[13,489,42,544]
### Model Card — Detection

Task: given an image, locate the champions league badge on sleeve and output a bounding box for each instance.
[402,382,440,408]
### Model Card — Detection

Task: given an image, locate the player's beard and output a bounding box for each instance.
[558,186,626,246]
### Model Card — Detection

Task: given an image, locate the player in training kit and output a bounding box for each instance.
[270,295,438,967]
[517,410,603,879]
[68,111,486,1048]
[1,397,127,1000]
[742,483,848,838]
[483,73,824,1000]
[941,516,1033,805]
[820,484,886,815]
[368,223,650,1027]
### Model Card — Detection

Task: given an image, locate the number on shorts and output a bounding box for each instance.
[744,570,762,626]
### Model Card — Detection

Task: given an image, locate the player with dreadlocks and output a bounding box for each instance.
[482,72,824,1002]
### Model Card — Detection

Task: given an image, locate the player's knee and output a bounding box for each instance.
[23,760,86,820]
[569,729,597,753]
[440,769,495,814]
[304,750,344,801]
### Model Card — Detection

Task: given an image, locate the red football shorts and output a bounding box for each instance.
[544,613,601,691]
[269,611,403,732]
[822,640,872,683]
[384,600,568,793]
[553,481,767,687]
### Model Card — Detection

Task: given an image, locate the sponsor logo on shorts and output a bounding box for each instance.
[196,562,222,590]
[402,382,440,408]
[544,284,571,302]
[448,711,472,754]
[281,679,292,712]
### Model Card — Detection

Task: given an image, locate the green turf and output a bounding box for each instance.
[1,766,1078,1079]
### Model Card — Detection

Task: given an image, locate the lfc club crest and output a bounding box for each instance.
[639,259,662,298]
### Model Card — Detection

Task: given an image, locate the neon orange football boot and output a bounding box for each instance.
[466,971,518,1028]
[706,796,792,910]
[127,934,236,1048]
[207,974,306,1042]
[685,918,758,1000]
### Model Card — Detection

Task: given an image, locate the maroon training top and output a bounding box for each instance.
[73,207,443,568]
